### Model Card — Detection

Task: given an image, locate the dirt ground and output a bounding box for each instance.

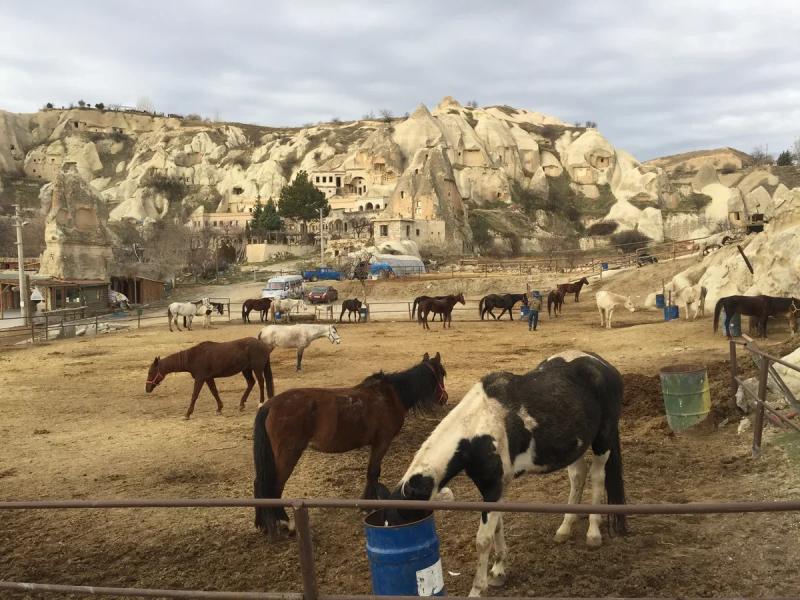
[2,262,800,599]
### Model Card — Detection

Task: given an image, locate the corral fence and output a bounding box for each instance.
[729,334,800,457]
[2,496,800,599]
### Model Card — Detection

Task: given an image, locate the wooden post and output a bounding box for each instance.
[737,245,754,274]
[44,313,49,341]
[729,339,739,397]
[30,313,35,344]
[752,354,769,458]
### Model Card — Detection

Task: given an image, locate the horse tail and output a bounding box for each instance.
[604,422,627,536]
[478,296,485,320]
[264,352,275,398]
[699,286,707,316]
[547,293,553,316]
[411,298,418,319]
[242,301,248,322]
[713,298,723,333]
[167,306,173,330]
[253,403,280,535]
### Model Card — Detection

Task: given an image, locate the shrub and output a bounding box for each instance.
[45,102,54,109]
[587,221,618,236]
[610,229,651,252]
[686,192,712,210]
[468,212,492,251]
[94,102,105,110]
[142,172,187,204]
[719,162,737,174]
[776,150,793,166]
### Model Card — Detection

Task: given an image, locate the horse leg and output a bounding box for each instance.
[174,315,182,332]
[598,307,605,328]
[186,315,193,331]
[296,347,304,371]
[469,511,502,597]
[185,379,204,420]
[554,456,588,542]
[239,369,255,412]
[206,378,224,415]
[586,450,611,547]
[607,307,614,329]
[254,368,265,407]
[488,514,508,588]
[362,440,392,499]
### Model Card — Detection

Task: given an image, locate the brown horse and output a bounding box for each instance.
[478,293,528,320]
[547,289,565,317]
[557,277,590,302]
[242,298,272,323]
[253,352,448,538]
[412,295,448,321]
[339,298,363,322]
[714,295,800,338]
[417,293,465,330]
[145,337,275,419]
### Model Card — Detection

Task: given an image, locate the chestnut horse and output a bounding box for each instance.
[714,295,800,338]
[253,352,448,539]
[557,277,590,302]
[145,337,275,419]
[242,298,272,323]
[412,295,448,321]
[417,293,465,330]
[547,289,565,317]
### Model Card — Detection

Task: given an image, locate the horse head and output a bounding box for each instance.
[328,324,341,344]
[580,277,590,286]
[422,351,448,405]
[146,357,164,393]
[624,296,636,312]
[456,292,465,305]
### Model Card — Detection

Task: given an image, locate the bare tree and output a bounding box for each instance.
[379,109,393,123]
[466,100,478,108]
[347,217,372,238]
[793,137,800,164]
[136,96,155,113]
[751,145,774,166]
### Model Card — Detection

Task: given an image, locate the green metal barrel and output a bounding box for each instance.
[659,364,711,432]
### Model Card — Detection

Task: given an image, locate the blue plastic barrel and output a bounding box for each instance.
[655,294,665,308]
[359,307,369,322]
[364,510,446,596]
[718,308,741,337]
[663,305,679,321]
[520,306,531,320]
[601,262,609,271]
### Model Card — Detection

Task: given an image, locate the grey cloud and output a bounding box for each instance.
[1,0,798,159]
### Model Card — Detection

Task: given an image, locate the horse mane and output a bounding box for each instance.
[360,362,440,413]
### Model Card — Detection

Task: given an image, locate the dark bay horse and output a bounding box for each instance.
[385,350,626,596]
[412,295,448,321]
[253,352,448,539]
[417,293,465,330]
[242,298,272,323]
[547,289,565,317]
[146,337,275,419]
[339,298,363,322]
[478,293,528,320]
[557,276,590,302]
[714,294,800,338]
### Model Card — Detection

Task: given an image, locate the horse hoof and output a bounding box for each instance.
[488,574,506,588]
[216,410,223,416]
[183,415,191,421]
[468,587,483,597]
[239,405,245,412]
[586,533,602,548]
[553,529,571,543]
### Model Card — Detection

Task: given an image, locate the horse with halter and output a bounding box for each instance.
[167,299,210,332]
[557,276,590,302]
[714,294,800,338]
[417,293,466,330]
[547,289,565,317]
[478,293,528,320]
[340,298,363,322]
[242,298,272,323]
[257,323,341,371]
[145,337,274,419]
[253,352,448,539]
[411,295,449,321]
[384,351,626,597]
[595,291,636,329]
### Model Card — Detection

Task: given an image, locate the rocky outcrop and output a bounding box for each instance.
[39,162,113,281]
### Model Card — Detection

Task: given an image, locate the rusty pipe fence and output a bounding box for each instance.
[729,334,800,458]
[3,496,800,600]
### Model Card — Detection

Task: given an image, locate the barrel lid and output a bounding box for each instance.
[660,364,706,375]
[364,508,433,529]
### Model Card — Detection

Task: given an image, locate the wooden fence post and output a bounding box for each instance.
[752,354,769,458]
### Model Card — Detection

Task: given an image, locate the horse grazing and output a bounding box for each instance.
[242,298,272,323]
[145,337,275,419]
[557,276,590,302]
[386,351,626,597]
[270,298,307,323]
[257,324,341,371]
[412,295,448,321]
[714,295,800,338]
[596,291,635,329]
[417,293,465,330]
[253,352,448,539]
[547,289,565,317]
[478,293,528,320]
[674,284,707,321]
[339,298,363,322]
[167,299,210,332]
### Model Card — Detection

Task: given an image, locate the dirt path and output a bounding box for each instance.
[1,274,799,598]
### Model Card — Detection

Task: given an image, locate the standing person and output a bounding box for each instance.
[528,291,542,331]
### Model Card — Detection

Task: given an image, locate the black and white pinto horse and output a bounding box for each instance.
[388,350,627,597]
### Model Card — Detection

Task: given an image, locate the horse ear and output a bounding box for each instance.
[434,352,441,362]
[423,352,430,361]
[153,356,160,365]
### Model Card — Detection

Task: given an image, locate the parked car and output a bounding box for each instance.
[306,285,338,304]
[636,249,658,267]
[302,267,342,282]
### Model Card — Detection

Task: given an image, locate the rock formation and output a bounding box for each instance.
[39,162,113,280]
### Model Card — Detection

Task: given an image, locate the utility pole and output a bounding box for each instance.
[319,207,325,266]
[13,204,30,326]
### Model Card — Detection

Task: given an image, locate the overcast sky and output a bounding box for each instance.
[1,1,798,160]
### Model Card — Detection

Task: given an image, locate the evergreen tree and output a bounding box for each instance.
[250,200,283,234]
[278,171,329,225]
[776,150,793,166]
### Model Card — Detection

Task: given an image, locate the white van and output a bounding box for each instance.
[261,274,304,300]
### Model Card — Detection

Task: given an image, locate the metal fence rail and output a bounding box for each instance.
[2,496,800,600]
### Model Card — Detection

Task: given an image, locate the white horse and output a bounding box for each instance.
[674,284,707,320]
[269,298,307,323]
[595,291,635,329]
[167,298,210,332]
[257,323,340,373]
